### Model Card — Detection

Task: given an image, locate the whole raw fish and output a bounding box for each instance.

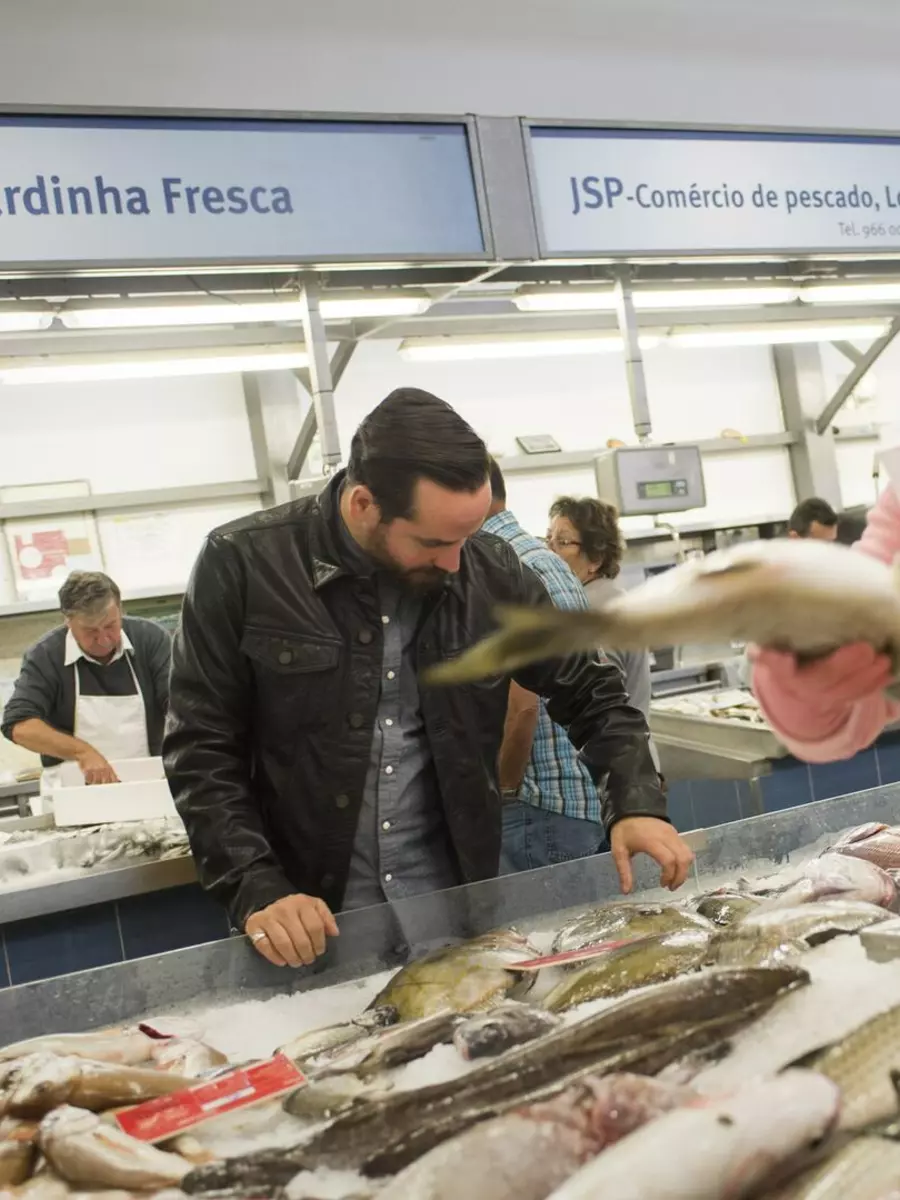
[832,823,900,873]
[769,1136,900,1200]
[0,1118,38,1186]
[0,1055,193,1118]
[0,1029,161,1067]
[39,1106,190,1191]
[277,1006,399,1065]
[147,1038,229,1078]
[691,891,762,927]
[542,929,711,1012]
[807,1002,900,1130]
[181,965,808,1190]
[283,1074,384,1122]
[453,1002,561,1061]
[551,903,713,957]
[377,1073,693,1200]
[423,537,900,686]
[545,1069,841,1200]
[753,855,899,913]
[311,1010,460,1079]
[368,930,537,1020]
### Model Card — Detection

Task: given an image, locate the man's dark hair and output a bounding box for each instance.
[788,496,839,537]
[346,388,490,521]
[550,495,625,579]
[488,458,507,506]
[59,571,121,618]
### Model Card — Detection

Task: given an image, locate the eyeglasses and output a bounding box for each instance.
[546,534,582,550]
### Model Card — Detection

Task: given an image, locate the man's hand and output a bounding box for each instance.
[611,816,694,894]
[245,894,340,968]
[76,747,120,786]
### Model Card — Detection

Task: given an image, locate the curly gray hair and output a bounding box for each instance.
[58,571,121,618]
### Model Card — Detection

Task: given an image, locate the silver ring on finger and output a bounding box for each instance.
[249,931,269,945]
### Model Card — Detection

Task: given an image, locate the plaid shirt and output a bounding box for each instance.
[482,509,602,823]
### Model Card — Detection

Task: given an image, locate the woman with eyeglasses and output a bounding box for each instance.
[547,497,656,745]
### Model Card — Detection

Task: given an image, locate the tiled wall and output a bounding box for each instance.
[0,883,231,989]
[666,730,900,835]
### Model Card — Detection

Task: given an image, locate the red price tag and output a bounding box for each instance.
[114,1054,306,1143]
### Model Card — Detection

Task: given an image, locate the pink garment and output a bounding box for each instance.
[751,486,900,762]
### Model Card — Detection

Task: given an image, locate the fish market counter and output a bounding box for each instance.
[3,780,900,1038]
[650,688,900,832]
[2,786,900,1198]
[0,816,228,988]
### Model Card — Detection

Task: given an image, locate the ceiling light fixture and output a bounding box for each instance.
[513,285,799,313]
[0,311,56,333]
[59,291,431,330]
[0,346,310,385]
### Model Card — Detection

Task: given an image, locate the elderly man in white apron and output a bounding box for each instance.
[1,571,171,805]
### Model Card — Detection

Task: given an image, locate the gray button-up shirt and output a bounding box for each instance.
[336,515,460,910]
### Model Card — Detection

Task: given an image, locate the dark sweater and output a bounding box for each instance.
[1,617,172,766]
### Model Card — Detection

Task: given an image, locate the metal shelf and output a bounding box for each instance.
[0,584,186,621]
[496,432,796,476]
[0,480,266,523]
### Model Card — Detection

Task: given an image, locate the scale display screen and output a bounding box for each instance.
[637,479,689,501]
[594,444,705,516]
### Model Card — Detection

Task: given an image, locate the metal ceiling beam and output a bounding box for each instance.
[299,279,342,472]
[614,268,651,441]
[242,373,276,507]
[0,481,266,523]
[815,318,900,435]
[773,345,842,508]
[832,341,864,366]
[286,340,357,481]
[286,405,319,483]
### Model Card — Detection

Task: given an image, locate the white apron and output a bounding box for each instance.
[39,654,150,800]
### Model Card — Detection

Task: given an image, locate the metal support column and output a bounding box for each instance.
[815,319,900,435]
[241,372,276,507]
[772,345,842,508]
[613,268,652,441]
[286,339,357,482]
[299,279,342,473]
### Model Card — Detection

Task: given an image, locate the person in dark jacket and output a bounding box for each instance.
[163,389,692,970]
[1,571,171,791]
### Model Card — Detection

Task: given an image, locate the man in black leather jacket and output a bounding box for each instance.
[163,388,692,968]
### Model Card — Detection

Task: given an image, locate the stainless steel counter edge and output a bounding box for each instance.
[0,855,198,924]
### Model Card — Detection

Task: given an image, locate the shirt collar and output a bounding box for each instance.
[482,508,522,539]
[65,627,133,667]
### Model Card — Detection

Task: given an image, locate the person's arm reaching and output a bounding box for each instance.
[497,682,540,791]
[751,486,900,761]
[1,647,118,783]
[509,563,693,892]
[162,534,338,966]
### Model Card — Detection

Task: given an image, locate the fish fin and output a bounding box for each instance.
[694,559,760,579]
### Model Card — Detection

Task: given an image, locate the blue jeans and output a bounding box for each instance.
[500,802,609,874]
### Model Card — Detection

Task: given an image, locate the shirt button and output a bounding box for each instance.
[382,820,391,831]
[358,630,374,645]
[278,650,293,665]
[385,718,394,728]
[385,765,394,776]
[335,794,350,809]
[386,670,396,681]
[384,873,393,883]
[348,713,364,729]
[382,615,390,625]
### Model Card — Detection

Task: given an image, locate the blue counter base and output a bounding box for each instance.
[666,730,900,835]
[0,883,230,989]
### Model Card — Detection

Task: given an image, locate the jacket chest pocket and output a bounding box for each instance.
[241,629,343,730]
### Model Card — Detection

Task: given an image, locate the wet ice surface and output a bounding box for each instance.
[144,822,895,1197]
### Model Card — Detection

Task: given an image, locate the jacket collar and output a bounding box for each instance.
[308,470,465,601]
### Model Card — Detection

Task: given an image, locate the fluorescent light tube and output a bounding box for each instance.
[0,347,309,385]
[801,282,900,304]
[0,311,55,332]
[398,332,664,362]
[668,322,890,348]
[513,286,798,313]
[60,292,431,330]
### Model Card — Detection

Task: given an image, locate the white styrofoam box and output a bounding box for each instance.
[52,777,177,827]
[57,755,166,788]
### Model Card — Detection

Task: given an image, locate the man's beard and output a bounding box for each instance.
[365,525,452,595]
